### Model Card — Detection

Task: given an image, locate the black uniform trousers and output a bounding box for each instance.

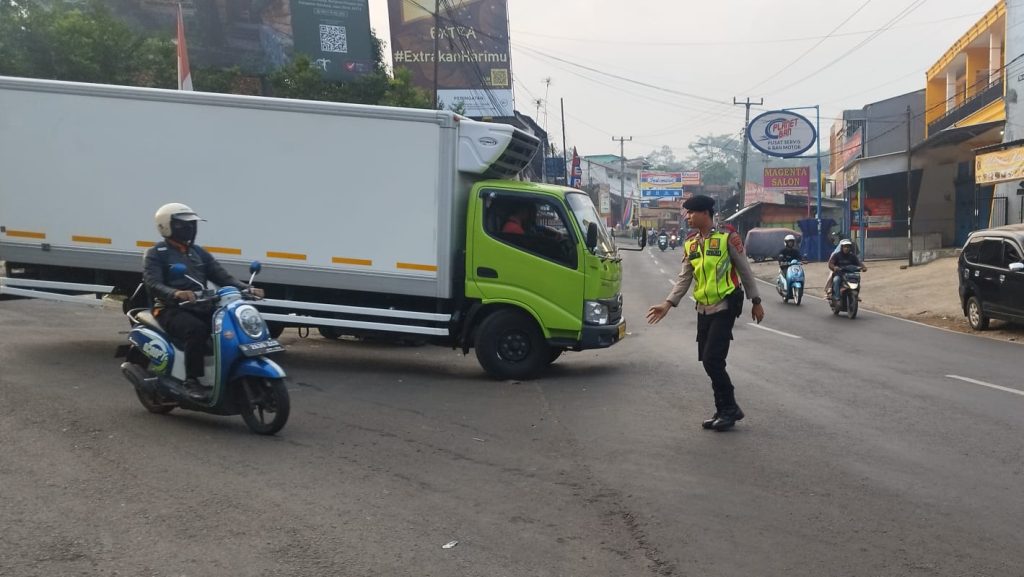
[695,309,737,412]
[157,307,212,379]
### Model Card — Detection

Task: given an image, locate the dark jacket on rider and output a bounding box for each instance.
[143,239,245,310]
[828,250,863,271]
[778,247,802,264]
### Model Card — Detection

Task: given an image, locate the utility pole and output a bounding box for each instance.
[614,136,632,228]
[906,105,914,267]
[432,0,439,108]
[734,97,763,209]
[561,98,568,184]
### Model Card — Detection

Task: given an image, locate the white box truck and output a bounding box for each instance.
[0,76,628,379]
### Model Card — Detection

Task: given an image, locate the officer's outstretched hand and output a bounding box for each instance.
[646,302,671,324]
[751,303,765,324]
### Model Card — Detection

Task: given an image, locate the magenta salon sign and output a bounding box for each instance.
[747,110,816,158]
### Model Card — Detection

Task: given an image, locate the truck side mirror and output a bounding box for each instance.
[639,226,647,248]
[586,222,598,251]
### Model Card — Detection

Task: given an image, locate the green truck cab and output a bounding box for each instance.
[464,181,625,379]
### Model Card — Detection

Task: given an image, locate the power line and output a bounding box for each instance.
[744,0,874,94]
[508,11,984,47]
[765,0,930,96]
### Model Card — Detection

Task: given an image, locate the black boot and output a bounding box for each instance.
[711,406,745,431]
[183,378,211,401]
[701,413,719,430]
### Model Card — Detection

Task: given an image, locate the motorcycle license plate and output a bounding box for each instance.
[617,322,626,340]
[239,339,285,356]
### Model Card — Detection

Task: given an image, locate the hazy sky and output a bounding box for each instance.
[368,0,996,159]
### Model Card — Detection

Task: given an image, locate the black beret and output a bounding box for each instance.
[682,194,715,212]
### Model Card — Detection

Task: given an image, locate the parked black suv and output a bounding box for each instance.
[958,224,1024,330]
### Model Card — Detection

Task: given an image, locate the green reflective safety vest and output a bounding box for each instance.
[685,231,737,306]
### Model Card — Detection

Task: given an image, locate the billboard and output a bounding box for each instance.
[852,198,894,232]
[640,171,685,198]
[763,167,810,191]
[109,1,374,81]
[976,146,1024,185]
[747,110,817,158]
[387,0,513,117]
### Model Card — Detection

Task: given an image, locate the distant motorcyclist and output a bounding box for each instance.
[826,239,867,301]
[143,203,263,400]
[777,234,803,276]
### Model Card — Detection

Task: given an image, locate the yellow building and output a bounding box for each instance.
[914,2,1009,246]
[925,2,1006,137]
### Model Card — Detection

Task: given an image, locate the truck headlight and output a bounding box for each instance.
[584,301,609,325]
[235,305,266,339]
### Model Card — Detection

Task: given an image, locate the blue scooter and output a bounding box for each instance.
[776,259,805,305]
[120,262,290,435]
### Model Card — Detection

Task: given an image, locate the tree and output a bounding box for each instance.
[0,0,174,87]
[644,145,686,171]
[686,134,742,186]
[0,2,433,109]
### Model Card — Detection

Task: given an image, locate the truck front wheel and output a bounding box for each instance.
[475,309,549,380]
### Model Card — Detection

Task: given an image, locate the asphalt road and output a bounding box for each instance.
[1,247,1022,577]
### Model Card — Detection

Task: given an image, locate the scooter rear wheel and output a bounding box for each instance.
[796,286,803,305]
[239,377,290,435]
[135,387,176,414]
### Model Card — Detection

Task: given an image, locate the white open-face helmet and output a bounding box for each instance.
[839,238,854,248]
[155,203,203,237]
[784,234,796,243]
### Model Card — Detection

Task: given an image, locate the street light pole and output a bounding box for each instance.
[613,136,632,228]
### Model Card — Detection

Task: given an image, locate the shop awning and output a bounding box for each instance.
[913,120,1003,153]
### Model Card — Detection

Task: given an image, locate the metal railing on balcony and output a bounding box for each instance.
[928,79,1003,135]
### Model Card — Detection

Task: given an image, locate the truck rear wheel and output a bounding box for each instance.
[475,309,549,380]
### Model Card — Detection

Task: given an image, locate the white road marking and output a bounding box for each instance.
[659,268,665,274]
[946,375,1024,397]
[746,323,802,339]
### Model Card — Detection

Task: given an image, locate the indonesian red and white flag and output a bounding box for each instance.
[176,4,193,91]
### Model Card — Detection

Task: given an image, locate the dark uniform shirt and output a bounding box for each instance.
[143,240,244,310]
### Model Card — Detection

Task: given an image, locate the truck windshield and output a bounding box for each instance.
[566,193,616,257]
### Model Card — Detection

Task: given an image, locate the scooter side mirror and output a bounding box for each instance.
[249,261,262,275]
[168,263,187,280]
[1010,262,1024,273]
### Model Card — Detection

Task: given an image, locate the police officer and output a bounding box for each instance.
[646,195,765,431]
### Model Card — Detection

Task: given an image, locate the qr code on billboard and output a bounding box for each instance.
[320,24,348,54]
[490,69,510,88]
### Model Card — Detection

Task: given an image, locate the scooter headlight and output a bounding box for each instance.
[584,301,609,325]
[235,305,266,339]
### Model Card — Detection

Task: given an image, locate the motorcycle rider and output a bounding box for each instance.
[777,234,803,274]
[143,203,263,400]
[826,239,867,301]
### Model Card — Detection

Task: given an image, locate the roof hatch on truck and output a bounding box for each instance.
[457,119,540,179]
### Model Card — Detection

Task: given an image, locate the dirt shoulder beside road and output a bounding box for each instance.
[751,257,1023,344]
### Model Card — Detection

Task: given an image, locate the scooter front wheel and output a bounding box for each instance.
[239,377,290,435]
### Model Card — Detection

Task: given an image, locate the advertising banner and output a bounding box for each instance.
[387,0,513,117]
[851,198,894,232]
[110,1,374,81]
[290,0,375,79]
[747,110,817,158]
[569,148,582,188]
[681,171,702,186]
[640,171,685,198]
[763,167,810,190]
[976,146,1024,185]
